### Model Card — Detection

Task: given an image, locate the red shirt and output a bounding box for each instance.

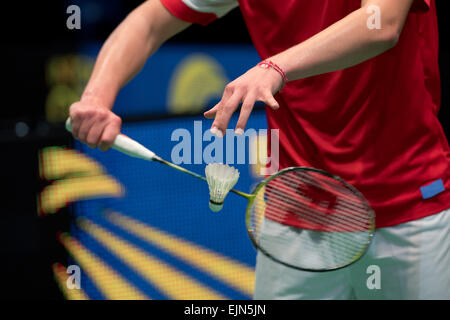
[161,0,450,228]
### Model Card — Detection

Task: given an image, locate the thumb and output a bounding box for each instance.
[263,93,280,110]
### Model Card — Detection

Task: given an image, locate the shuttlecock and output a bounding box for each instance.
[205,163,240,212]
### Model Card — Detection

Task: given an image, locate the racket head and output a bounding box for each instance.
[246,167,375,272]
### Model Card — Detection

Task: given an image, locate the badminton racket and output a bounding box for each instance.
[65,118,375,271]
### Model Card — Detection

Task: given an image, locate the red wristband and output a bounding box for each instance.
[257,60,288,84]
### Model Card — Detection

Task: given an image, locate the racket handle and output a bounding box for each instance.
[65,118,157,161]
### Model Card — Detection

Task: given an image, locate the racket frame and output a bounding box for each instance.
[245,166,375,272]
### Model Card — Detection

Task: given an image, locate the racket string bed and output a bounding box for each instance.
[252,211,369,268]
[272,171,371,226]
[257,176,372,233]
[248,168,374,271]
[262,180,371,231]
[251,195,370,251]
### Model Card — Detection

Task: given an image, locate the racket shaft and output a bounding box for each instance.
[65,118,251,199]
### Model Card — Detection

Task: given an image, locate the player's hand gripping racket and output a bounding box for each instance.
[66,118,375,271]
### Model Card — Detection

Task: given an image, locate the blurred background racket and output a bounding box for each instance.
[66,118,375,271]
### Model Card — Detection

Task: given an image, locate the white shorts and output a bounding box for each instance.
[253,208,450,300]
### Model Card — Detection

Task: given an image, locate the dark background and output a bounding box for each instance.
[0,1,448,299]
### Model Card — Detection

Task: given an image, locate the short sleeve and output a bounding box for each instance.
[410,0,431,13]
[160,0,239,26]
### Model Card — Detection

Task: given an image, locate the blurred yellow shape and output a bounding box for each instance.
[250,133,268,178]
[78,218,225,300]
[58,233,148,300]
[106,211,255,297]
[37,147,124,215]
[38,175,124,215]
[38,147,104,180]
[167,54,228,114]
[45,54,94,123]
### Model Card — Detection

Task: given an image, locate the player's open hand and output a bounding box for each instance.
[204,63,284,137]
[69,99,122,151]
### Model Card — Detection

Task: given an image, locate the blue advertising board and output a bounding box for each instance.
[55,41,269,300]
[79,43,261,116]
[70,111,268,299]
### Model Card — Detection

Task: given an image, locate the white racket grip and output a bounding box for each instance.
[112,134,157,161]
[65,118,157,161]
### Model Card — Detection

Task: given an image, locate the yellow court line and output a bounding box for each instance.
[106,211,255,297]
[77,218,225,300]
[58,233,148,300]
[52,263,89,300]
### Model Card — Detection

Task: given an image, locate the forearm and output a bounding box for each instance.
[81,12,155,108]
[81,0,189,109]
[271,1,413,81]
[205,0,415,136]
[69,0,190,150]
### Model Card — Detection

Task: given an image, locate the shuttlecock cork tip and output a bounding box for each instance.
[209,200,224,212]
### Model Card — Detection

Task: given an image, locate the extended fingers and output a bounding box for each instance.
[211,92,243,137]
[235,90,279,134]
[204,82,237,120]
[205,68,281,137]
[235,93,256,135]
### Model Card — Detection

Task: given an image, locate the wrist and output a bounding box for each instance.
[257,60,288,87]
[81,89,115,110]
